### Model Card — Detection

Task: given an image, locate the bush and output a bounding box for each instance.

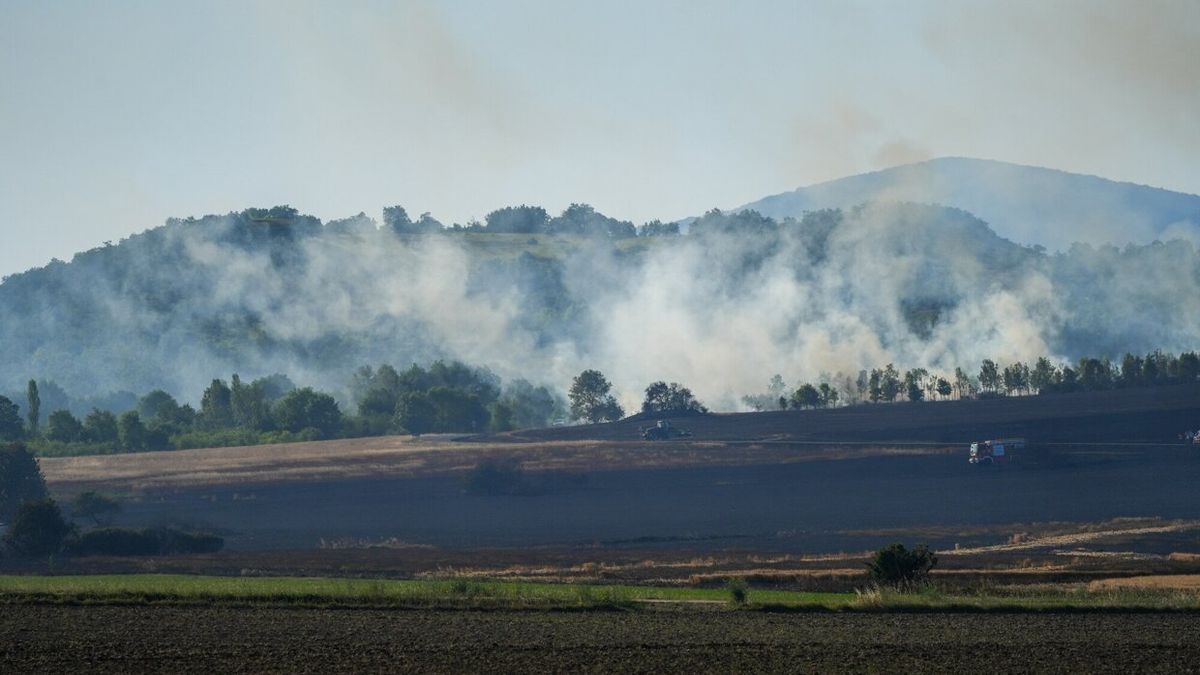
[866,543,938,586]
[464,459,538,496]
[69,527,224,556]
[4,499,74,557]
[726,577,749,605]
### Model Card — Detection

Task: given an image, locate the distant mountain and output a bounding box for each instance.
[734,157,1200,250]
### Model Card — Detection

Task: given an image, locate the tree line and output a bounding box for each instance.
[0,361,566,457]
[743,350,1200,411]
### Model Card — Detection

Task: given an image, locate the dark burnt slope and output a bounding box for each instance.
[509,384,1200,445]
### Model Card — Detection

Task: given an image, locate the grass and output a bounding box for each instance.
[0,574,1197,612]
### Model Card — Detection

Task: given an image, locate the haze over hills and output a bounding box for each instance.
[2,196,1199,411]
[734,158,1200,251]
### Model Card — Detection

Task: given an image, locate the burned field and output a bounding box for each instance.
[35,385,1200,558]
[4,605,1200,674]
[9,385,1200,673]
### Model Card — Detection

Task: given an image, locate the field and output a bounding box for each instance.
[4,604,1199,673]
[9,385,1200,671]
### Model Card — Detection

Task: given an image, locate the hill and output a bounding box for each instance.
[735,157,1200,251]
[1,199,1199,408]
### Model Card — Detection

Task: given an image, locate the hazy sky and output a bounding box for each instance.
[1,0,1197,276]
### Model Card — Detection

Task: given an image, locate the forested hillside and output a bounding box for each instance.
[1,201,1198,410]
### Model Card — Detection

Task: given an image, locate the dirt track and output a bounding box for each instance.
[3,605,1198,673]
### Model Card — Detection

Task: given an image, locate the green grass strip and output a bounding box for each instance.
[0,575,1196,612]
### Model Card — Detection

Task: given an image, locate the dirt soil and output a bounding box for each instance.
[3,605,1199,673]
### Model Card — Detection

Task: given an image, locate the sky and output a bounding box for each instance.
[1,0,1197,277]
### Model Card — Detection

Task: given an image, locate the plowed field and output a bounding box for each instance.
[3,605,1198,673]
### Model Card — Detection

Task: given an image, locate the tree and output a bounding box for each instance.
[137,390,184,425]
[230,374,271,430]
[953,367,973,399]
[935,377,952,399]
[904,368,928,402]
[26,380,40,436]
[489,401,515,433]
[200,379,234,429]
[394,391,436,436]
[117,411,147,451]
[484,205,549,234]
[71,491,121,527]
[1030,357,1057,393]
[1002,362,1029,395]
[788,383,821,409]
[0,395,22,441]
[569,370,624,423]
[1077,358,1113,390]
[3,498,73,557]
[83,409,120,445]
[817,382,840,407]
[866,543,938,586]
[273,388,342,438]
[1119,353,1143,387]
[641,381,707,415]
[879,364,901,402]
[979,359,1000,392]
[45,409,83,443]
[0,443,47,522]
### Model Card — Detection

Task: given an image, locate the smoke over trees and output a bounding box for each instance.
[0,200,1199,415]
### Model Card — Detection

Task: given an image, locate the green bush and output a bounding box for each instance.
[69,527,224,556]
[726,577,749,605]
[4,499,74,557]
[866,543,938,586]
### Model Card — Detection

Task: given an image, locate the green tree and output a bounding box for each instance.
[137,390,184,425]
[26,380,40,436]
[0,396,22,441]
[641,381,707,415]
[71,491,121,527]
[866,543,938,586]
[0,443,47,521]
[83,409,120,445]
[879,364,902,402]
[569,370,624,423]
[489,400,515,433]
[1077,358,1113,390]
[117,411,147,451]
[979,359,1000,392]
[817,383,840,407]
[1030,357,1057,393]
[3,498,73,557]
[1119,353,1143,387]
[45,409,83,443]
[200,379,234,429]
[953,367,973,399]
[789,383,821,409]
[904,368,928,402]
[273,388,342,438]
[394,391,436,436]
[1002,362,1029,395]
[935,377,952,398]
[230,374,271,430]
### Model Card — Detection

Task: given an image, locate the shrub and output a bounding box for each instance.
[866,543,938,586]
[464,459,538,496]
[70,527,224,556]
[4,498,74,557]
[726,577,749,605]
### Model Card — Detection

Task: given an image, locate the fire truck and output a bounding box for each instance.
[968,438,1027,466]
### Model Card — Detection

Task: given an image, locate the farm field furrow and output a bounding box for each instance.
[2,605,1199,673]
